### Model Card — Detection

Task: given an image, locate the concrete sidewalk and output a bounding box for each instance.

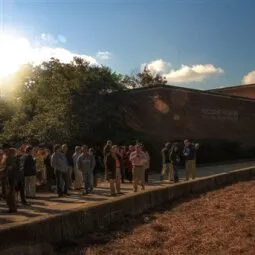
[0,160,254,230]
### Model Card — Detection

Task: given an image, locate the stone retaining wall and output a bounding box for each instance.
[1,167,255,255]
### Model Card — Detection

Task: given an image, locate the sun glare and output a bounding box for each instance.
[0,33,31,79]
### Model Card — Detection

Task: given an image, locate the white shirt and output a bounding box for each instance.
[129,151,147,166]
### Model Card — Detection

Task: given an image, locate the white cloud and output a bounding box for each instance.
[96,51,112,60]
[242,71,255,84]
[142,59,224,84]
[142,59,171,74]
[40,33,67,45]
[0,33,97,78]
[57,35,67,44]
[41,33,58,44]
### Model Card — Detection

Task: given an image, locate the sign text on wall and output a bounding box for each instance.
[201,108,238,121]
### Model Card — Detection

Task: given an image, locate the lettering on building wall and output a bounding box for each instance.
[201,108,238,121]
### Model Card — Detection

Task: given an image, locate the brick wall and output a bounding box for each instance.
[210,85,255,99]
[119,86,255,146]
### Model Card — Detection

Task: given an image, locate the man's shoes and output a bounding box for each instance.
[110,193,117,197]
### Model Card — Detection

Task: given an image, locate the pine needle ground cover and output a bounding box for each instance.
[59,181,255,255]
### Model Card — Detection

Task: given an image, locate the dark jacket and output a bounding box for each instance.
[183,145,196,161]
[44,154,55,179]
[161,147,171,163]
[6,155,19,186]
[170,149,181,165]
[20,154,36,177]
[105,153,121,180]
[65,151,74,167]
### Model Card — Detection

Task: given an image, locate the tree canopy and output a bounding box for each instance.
[0,57,166,145]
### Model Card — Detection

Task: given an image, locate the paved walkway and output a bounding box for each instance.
[0,161,254,229]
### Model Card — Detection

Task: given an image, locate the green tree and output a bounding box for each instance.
[3,57,124,144]
[0,98,15,134]
[122,65,167,88]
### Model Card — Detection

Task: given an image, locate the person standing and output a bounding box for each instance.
[0,146,7,200]
[125,145,134,182]
[72,146,83,190]
[103,140,112,181]
[89,148,96,191]
[20,146,37,199]
[129,144,147,192]
[105,145,122,196]
[5,146,19,213]
[183,139,197,180]
[16,147,29,205]
[44,148,56,192]
[93,147,101,187]
[62,144,74,191]
[35,147,46,185]
[118,146,126,183]
[160,142,173,182]
[77,145,94,195]
[51,144,69,197]
[170,143,181,183]
[142,146,150,183]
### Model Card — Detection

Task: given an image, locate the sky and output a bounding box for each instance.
[1,0,255,90]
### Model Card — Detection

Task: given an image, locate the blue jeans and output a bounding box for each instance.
[55,171,68,195]
[83,171,93,193]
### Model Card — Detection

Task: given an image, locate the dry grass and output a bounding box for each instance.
[60,181,255,255]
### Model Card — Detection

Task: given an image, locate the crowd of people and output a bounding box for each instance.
[0,138,197,213]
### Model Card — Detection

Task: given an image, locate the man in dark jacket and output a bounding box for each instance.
[62,144,74,190]
[183,139,196,180]
[20,146,37,198]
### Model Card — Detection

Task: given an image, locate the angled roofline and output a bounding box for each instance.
[120,84,255,102]
[207,83,255,92]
